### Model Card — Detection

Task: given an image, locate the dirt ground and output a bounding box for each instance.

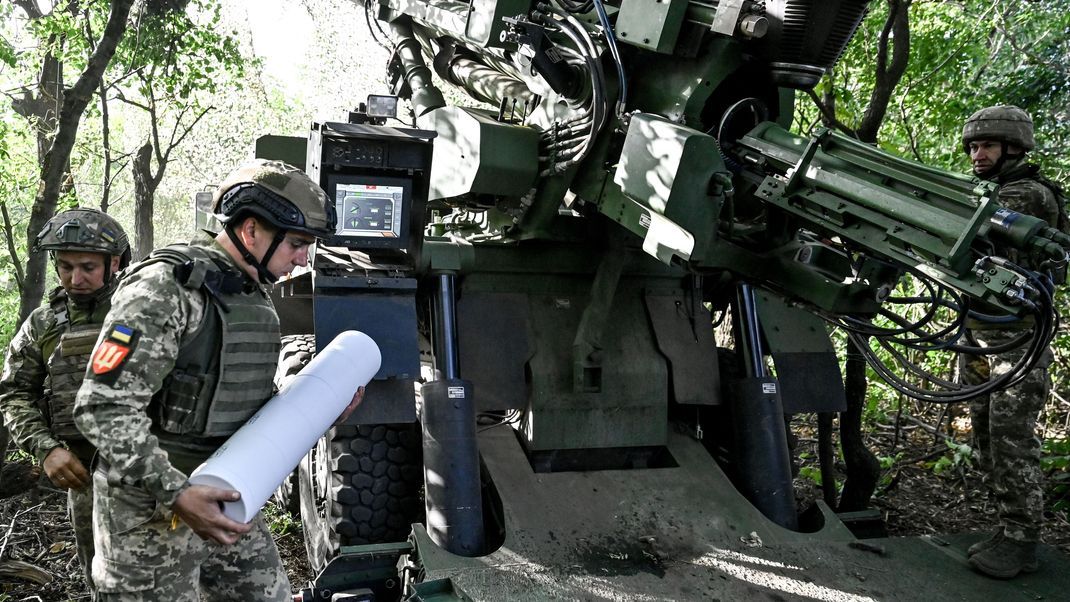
[1,408,1067,600]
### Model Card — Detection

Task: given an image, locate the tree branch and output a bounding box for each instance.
[805,88,858,137]
[19,0,136,325]
[159,102,188,167]
[12,0,44,20]
[168,105,211,157]
[857,0,912,143]
[897,96,922,161]
[98,80,113,211]
[0,201,25,292]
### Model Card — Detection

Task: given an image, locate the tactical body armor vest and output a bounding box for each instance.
[137,242,281,469]
[41,289,105,443]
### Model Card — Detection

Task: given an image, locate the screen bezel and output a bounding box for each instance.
[324,174,413,250]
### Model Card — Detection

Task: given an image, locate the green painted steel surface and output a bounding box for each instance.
[611,113,725,263]
[253,134,307,169]
[405,427,1070,600]
[616,0,687,54]
[421,106,540,201]
[261,1,1070,597]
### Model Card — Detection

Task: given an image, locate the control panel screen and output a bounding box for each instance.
[334,183,404,239]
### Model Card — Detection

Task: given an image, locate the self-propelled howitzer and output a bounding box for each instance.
[253,1,1070,600]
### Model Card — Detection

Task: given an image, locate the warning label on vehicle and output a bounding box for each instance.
[448,386,465,399]
[762,383,778,394]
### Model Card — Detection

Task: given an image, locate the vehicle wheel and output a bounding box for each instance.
[299,423,424,572]
[271,335,316,515]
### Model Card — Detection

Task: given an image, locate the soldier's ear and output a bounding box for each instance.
[236,215,259,246]
[109,255,121,273]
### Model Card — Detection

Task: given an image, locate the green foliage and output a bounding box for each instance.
[799,0,1070,178]
[1042,437,1070,515]
[113,0,246,104]
[4,446,33,464]
[928,439,975,476]
[876,452,902,490]
[798,464,821,485]
[262,500,300,537]
[0,10,14,67]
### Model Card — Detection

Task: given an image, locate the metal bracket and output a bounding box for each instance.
[784,127,829,194]
[711,0,745,35]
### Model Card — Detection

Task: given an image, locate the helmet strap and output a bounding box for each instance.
[224,223,285,285]
[258,229,288,280]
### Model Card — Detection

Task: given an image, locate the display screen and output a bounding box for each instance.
[334,183,404,239]
[367,95,398,118]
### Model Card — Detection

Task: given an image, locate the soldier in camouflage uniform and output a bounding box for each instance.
[958,106,1065,579]
[73,160,362,601]
[0,208,131,599]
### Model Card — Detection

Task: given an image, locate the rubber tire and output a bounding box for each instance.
[270,335,316,516]
[299,423,424,573]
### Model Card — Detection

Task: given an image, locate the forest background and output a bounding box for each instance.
[0,0,1068,581]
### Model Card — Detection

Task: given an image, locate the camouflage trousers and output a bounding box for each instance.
[959,329,1050,543]
[69,483,97,600]
[91,468,290,601]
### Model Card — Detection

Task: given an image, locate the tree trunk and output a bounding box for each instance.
[856,0,912,144]
[0,424,7,492]
[17,0,137,325]
[132,140,160,260]
[99,82,114,212]
[838,339,881,512]
[804,2,913,512]
[817,412,839,508]
[10,2,63,165]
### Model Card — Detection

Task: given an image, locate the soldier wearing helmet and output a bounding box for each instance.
[0,207,131,598]
[73,160,361,601]
[959,106,1065,579]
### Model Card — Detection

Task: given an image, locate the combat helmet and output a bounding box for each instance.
[34,207,131,270]
[213,159,335,239]
[212,159,336,284]
[962,105,1036,154]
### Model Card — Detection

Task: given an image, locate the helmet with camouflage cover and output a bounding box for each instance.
[961,105,1036,154]
[34,207,131,269]
[212,159,336,239]
[212,159,336,284]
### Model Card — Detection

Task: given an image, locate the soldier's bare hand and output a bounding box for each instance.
[172,485,253,546]
[334,386,365,426]
[42,447,90,490]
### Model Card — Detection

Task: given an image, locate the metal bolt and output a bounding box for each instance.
[739,15,768,39]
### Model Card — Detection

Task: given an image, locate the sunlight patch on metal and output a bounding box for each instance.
[691,548,878,602]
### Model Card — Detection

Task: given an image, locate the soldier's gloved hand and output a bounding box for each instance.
[43,446,90,491]
[333,386,366,426]
[172,485,253,546]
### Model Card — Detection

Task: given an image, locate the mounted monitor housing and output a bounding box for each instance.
[307,120,435,263]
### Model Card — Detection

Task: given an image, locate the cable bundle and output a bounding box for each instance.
[821,259,1059,404]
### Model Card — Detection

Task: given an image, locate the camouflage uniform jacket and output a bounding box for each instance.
[74,233,278,508]
[0,287,112,462]
[989,159,1062,269]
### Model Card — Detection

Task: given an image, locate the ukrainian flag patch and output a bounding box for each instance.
[108,324,135,345]
[91,324,140,386]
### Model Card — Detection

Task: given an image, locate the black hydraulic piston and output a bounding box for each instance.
[433,274,460,380]
[421,379,485,557]
[422,274,485,556]
[730,284,798,530]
